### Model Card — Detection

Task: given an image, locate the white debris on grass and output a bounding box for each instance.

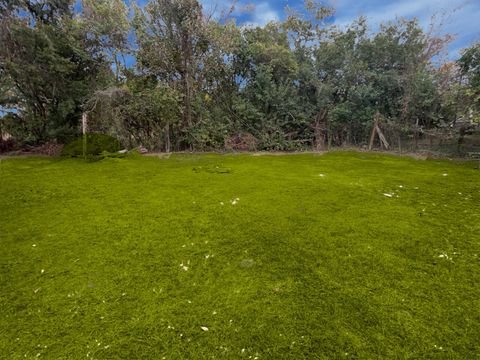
[180,263,189,271]
[200,326,209,331]
[383,193,394,198]
[32,244,36,247]
[438,253,454,261]
[230,198,240,205]
[318,173,326,177]
[442,173,448,177]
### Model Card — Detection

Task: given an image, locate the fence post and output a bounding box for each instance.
[82,112,88,160]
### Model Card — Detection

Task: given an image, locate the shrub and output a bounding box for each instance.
[31,141,64,156]
[0,138,18,153]
[62,133,121,157]
[225,133,258,151]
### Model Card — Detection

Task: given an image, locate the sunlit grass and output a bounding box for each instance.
[1,152,479,358]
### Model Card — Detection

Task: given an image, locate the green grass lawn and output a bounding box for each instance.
[1,152,479,359]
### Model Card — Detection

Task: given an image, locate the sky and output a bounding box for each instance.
[197,0,480,60]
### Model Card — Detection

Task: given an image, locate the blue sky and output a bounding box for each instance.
[197,0,480,59]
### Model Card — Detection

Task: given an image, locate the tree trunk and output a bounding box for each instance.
[313,109,327,151]
[114,52,121,83]
[165,123,171,153]
[181,32,193,131]
[414,118,419,150]
[184,74,192,127]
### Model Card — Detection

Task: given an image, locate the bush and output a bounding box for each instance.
[0,138,18,153]
[31,141,64,156]
[62,133,121,157]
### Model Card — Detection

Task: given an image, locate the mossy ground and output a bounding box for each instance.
[0,152,479,359]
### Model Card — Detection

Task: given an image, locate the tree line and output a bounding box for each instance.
[1,0,479,152]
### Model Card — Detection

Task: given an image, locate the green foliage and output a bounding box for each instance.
[1,0,476,151]
[0,0,112,144]
[61,133,121,157]
[458,43,480,124]
[79,0,130,82]
[86,81,181,152]
[459,43,480,90]
[239,65,313,150]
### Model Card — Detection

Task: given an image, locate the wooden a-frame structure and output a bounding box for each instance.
[368,112,390,150]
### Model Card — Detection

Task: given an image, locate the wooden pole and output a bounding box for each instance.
[369,112,390,151]
[376,124,390,149]
[82,112,88,160]
[369,113,378,150]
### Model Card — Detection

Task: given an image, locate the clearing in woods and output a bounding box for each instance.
[0,152,479,358]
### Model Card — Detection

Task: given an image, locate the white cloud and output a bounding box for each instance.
[242,2,280,27]
[253,2,279,25]
[198,0,279,26]
[334,0,456,28]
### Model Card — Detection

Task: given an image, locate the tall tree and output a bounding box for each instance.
[79,0,130,83]
[133,0,207,145]
[458,43,480,124]
[0,0,111,142]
